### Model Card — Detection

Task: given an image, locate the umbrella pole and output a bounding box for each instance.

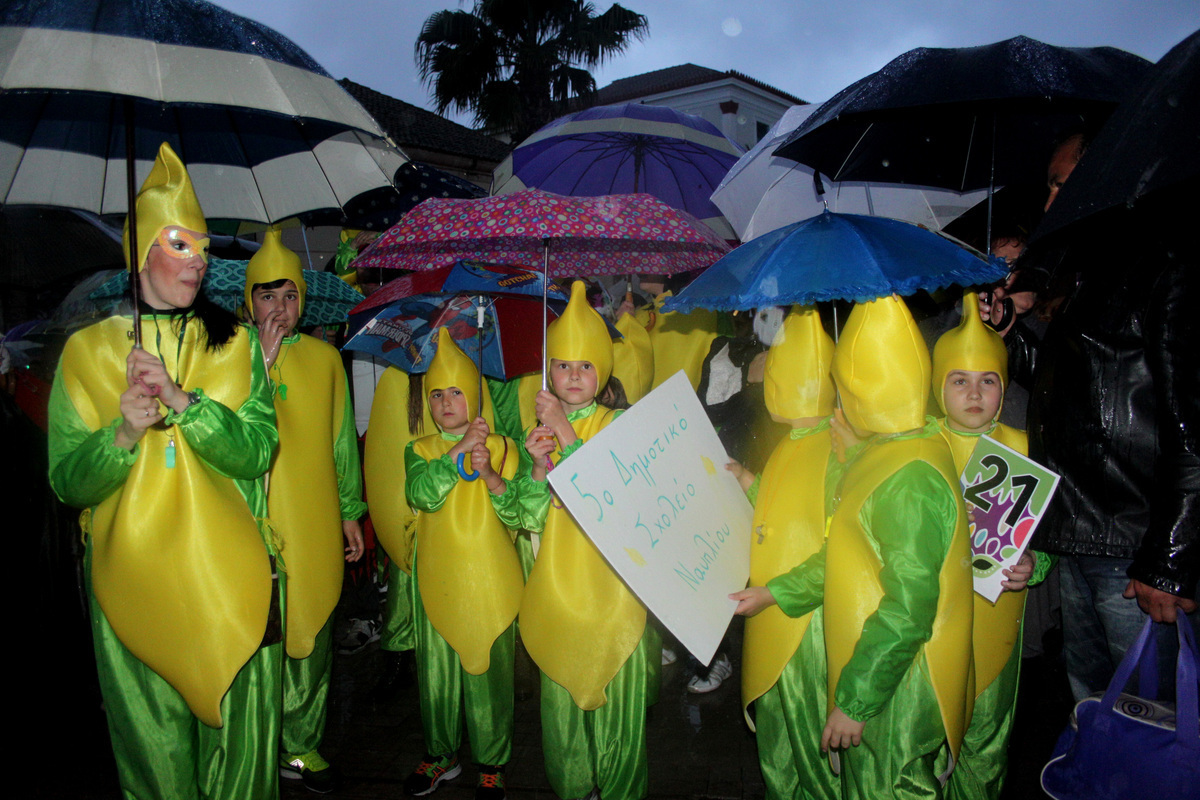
[456,295,485,482]
[985,113,996,255]
[124,98,142,348]
[476,295,485,415]
[541,238,550,392]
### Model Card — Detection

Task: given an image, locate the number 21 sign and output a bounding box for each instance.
[961,436,1060,603]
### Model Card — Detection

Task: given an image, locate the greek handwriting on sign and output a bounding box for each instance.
[608,405,689,489]
[544,371,753,666]
[674,523,733,592]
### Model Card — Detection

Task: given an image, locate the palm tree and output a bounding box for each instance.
[415,0,649,144]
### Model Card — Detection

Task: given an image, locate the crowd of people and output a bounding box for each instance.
[29,114,1197,800]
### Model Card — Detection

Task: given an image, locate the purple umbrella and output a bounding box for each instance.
[493,103,743,239]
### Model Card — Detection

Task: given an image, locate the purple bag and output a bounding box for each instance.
[1041,615,1199,800]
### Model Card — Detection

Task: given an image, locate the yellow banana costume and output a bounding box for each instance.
[825,295,974,799]
[48,142,281,799]
[637,290,720,391]
[515,281,651,800]
[244,230,367,760]
[612,310,654,403]
[741,306,842,800]
[934,293,1034,800]
[365,366,437,573]
[404,329,525,766]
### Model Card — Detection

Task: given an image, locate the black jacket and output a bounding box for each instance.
[1027,239,1199,599]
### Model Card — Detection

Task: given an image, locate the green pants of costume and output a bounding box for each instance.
[944,638,1021,800]
[381,558,415,652]
[281,614,332,755]
[839,655,952,800]
[540,629,651,800]
[90,592,282,800]
[755,609,838,800]
[412,558,515,765]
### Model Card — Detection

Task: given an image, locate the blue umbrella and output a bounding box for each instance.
[661,210,1008,313]
[493,103,743,239]
[342,261,570,380]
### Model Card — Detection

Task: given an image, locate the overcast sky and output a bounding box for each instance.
[217,0,1197,126]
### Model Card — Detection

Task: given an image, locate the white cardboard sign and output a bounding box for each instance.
[961,435,1060,603]
[547,370,754,666]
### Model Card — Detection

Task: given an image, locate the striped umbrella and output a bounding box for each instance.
[0,0,407,225]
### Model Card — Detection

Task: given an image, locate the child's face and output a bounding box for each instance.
[251,280,301,337]
[943,370,1003,433]
[550,359,598,413]
[429,386,471,434]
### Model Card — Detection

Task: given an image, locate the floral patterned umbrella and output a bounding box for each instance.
[352,189,730,277]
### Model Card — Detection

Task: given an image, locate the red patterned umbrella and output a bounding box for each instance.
[352,189,730,277]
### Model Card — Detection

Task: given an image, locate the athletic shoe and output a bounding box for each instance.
[661,647,677,666]
[280,750,337,794]
[403,753,462,796]
[475,765,506,800]
[337,617,380,654]
[687,652,733,694]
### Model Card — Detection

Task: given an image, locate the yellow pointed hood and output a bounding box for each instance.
[244,229,308,316]
[546,280,613,387]
[832,295,929,435]
[426,327,481,422]
[932,290,1009,416]
[123,142,206,272]
[764,305,836,421]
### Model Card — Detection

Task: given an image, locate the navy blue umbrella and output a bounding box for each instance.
[661,210,1008,313]
[775,36,1151,192]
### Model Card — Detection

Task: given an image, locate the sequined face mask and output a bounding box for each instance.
[156,228,210,263]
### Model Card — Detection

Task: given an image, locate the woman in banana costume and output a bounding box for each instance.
[48,143,281,799]
[823,295,975,800]
[244,230,368,791]
[728,306,843,800]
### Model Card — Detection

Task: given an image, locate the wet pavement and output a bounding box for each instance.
[35,589,1072,800]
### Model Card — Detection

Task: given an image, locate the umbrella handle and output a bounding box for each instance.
[456,452,480,481]
[985,296,1015,333]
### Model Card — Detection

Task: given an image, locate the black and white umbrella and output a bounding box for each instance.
[0,0,408,225]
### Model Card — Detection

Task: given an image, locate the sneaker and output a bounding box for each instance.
[687,652,733,694]
[337,617,380,654]
[661,647,677,666]
[475,765,506,800]
[280,750,337,794]
[404,753,462,796]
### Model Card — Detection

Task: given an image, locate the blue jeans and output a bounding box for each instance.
[1059,555,1195,701]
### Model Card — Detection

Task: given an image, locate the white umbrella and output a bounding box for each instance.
[711,104,987,241]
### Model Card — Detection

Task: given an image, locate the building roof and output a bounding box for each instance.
[338,79,510,163]
[595,64,804,107]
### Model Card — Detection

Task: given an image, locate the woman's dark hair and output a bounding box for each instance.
[599,375,630,411]
[189,292,240,351]
[407,372,425,436]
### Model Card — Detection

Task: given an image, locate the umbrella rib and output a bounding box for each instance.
[230,107,274,224]
[961,115,977,193]
[834,123,874,183]
[0,92,52,206]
